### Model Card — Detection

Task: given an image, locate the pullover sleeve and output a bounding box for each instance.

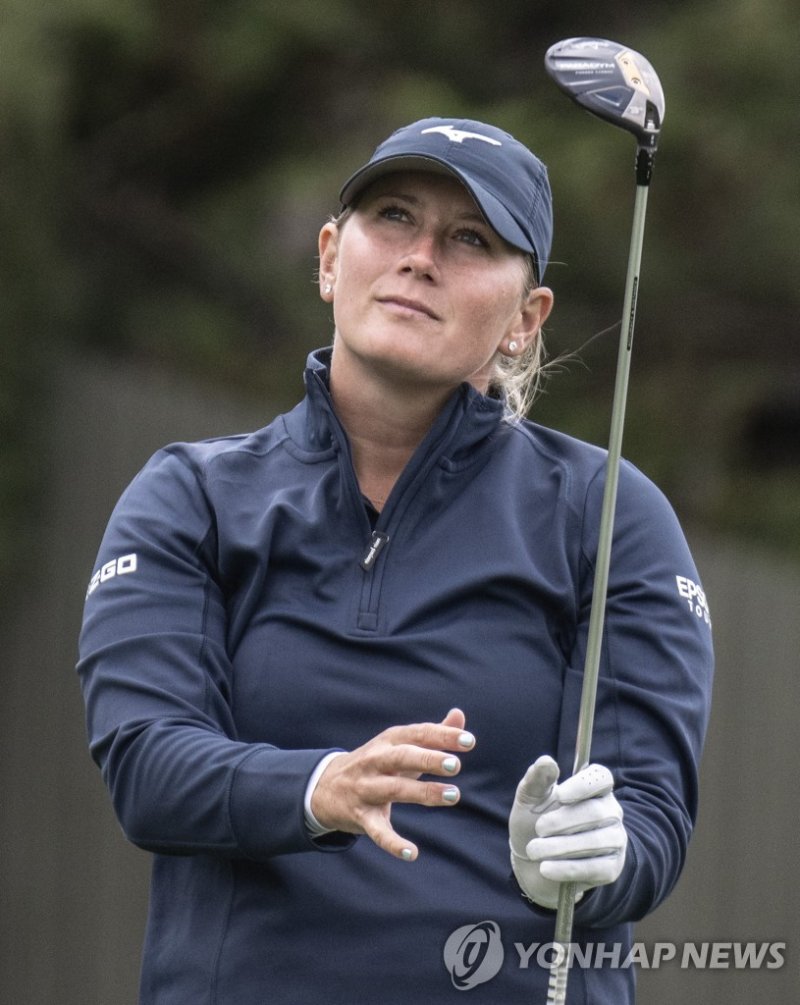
[77,446,350,860]
[558,459,714,928]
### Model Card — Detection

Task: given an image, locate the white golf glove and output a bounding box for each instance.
[509,755,628,910]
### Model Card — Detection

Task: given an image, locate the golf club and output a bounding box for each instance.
[542,37,666,1005]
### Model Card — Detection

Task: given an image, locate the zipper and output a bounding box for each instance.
[361,531,390,571]
[357,527,388,630]
[309,368,470,632]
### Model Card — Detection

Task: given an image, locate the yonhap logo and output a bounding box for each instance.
[443,921,504,990]
[443,925,786,987]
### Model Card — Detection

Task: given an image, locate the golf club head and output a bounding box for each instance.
[545,37,664,149]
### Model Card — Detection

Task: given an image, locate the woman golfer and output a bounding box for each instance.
[78,117,713,1003]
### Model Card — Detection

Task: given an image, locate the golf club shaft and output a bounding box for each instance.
[546,176,651,1005]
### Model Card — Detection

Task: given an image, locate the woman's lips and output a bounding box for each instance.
[377,296,441,321]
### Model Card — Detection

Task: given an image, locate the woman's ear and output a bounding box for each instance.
[318,222,339,301]
[505,286,554,355]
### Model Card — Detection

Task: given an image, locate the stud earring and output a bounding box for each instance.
[324,283,333,295]
[508,340,519,353]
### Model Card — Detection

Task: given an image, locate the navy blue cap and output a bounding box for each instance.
[339,117,553,282]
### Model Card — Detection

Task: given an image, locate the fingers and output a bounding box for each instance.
[440,707,466,731]
[355,716,472,855]
[382,717,476,757]
[360,810,420,863]
[534,791,623,837]
[356,769,463,810]
[515,755,560,806]
[540,853,624,885]
[376,742,464,780]
[312,711,475,860]
[527,819,626,861]
[526,818,628,885]
[351,715,476,788]
[355,741,466,863]
[555,763,614,803]
[510,758,627,903]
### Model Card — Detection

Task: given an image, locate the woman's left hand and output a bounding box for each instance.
[509,755,628,910]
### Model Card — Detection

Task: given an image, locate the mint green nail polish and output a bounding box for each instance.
[401,848,414,861]
[443,787,459,803]
[442,756,458,773]
[457,731,475,748]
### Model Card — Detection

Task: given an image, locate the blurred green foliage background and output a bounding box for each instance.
[2,0,798,587]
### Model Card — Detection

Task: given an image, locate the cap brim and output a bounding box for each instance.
[339,154,537,258]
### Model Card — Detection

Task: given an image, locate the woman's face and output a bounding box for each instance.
[318,171,552,396]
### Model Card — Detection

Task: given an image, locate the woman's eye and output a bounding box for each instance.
[455,228,489,249]
[378,204,410,222]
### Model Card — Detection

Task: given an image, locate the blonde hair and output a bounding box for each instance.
[491,337,547,422]
[489,254,547,422]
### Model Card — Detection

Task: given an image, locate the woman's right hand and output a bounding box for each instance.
[310,708,476,861]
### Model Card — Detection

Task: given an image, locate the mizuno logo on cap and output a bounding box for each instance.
[422,125,502,147]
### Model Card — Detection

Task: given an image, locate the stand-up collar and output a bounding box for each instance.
[285,347,507,461]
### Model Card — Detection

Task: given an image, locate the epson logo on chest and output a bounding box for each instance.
[86,553,138,598]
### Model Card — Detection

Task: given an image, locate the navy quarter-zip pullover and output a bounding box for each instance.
[78,348,713,1003]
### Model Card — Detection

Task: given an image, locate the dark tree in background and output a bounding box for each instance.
[2,0,798,589]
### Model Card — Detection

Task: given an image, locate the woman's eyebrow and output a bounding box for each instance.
[374,190,486,224]
[372,190,420,205]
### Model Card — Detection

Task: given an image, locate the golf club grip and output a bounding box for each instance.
[545,181,651,1005]
[546,882,578,1004]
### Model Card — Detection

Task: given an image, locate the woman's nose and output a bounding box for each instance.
[398,231,439,281]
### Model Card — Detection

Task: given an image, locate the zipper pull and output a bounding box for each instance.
[361,531,389,571]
